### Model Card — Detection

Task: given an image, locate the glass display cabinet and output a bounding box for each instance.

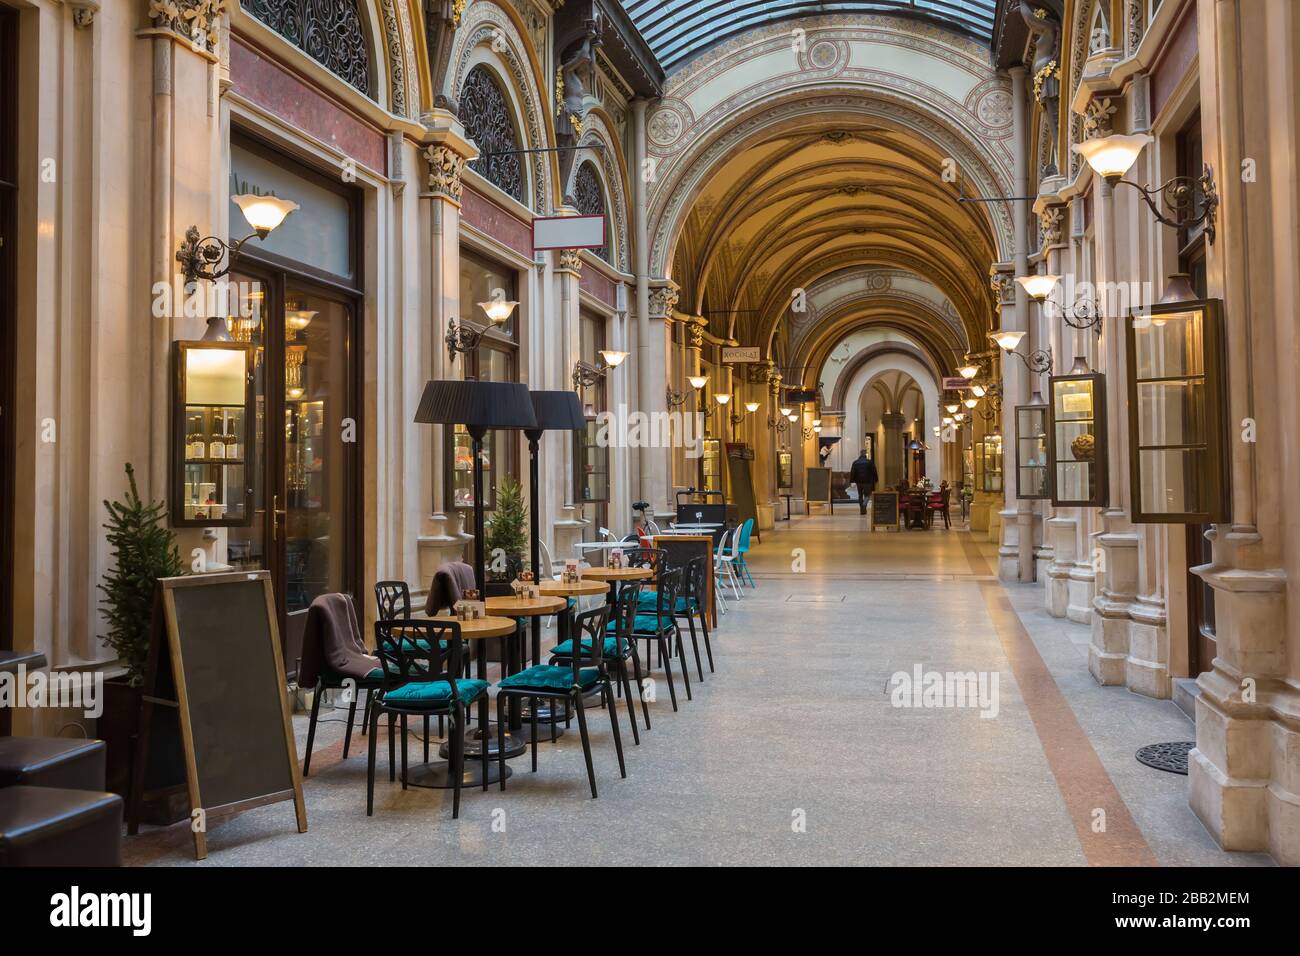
[172,340,255,526]
[1015,402,1050,499]
[1048,366,1108,508]
[1126,296,1229,522]
[975,434,1003,493]
[777,449,793,490]
[449,424,484,509]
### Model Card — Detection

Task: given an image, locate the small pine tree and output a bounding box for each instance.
[98,463,185,685]
[485,478,528,580]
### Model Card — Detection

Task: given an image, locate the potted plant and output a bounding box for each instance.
[97,463,187,819]
[481,479,528,663]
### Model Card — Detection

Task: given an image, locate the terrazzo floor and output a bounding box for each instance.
[125,513,1275,866]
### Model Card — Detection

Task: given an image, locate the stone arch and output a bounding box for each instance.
[565,109,632,273]
[373,0,420,117]
[445,1,557,212]
[841,352,941,482]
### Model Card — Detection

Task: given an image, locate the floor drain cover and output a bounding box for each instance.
[1136,741,1194,775]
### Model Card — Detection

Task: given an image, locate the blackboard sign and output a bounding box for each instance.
[871,492,901,530]
[805,467,833,513]
[128,571,306,859]
[651,534,716,627]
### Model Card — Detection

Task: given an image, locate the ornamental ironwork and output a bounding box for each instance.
[461,66,524,203]
[573,162,608,262]
[246,0,373,95]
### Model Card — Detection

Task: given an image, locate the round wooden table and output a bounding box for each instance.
[402,614,518,790]
[581,565,655,605]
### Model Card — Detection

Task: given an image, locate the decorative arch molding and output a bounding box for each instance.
[244,0,377,97]
[799,311,956,392]
[830,340,937,410]
[643,17,1016,276]
[841,351,941,479]
[565,109,632,273]
[374,0,420,117]
[446,1,556,213]
[1063,0,1102,178]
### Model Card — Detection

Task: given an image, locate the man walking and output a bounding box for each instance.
[849,448,879,515]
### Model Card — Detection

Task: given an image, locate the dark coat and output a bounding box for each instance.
[849,456,878,487]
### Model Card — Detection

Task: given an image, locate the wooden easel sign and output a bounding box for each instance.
[127,571,306,860]
[871,492,901,531]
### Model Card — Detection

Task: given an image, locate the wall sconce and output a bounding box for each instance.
[971,384,986,398]
[572,349,629,390]
[988,330,1053,376]
[730,399,760,427]
[1062,294,1103,334]
[448,299,519,366]
[963,397,978,409]
[945,402,960,414]
[1074,134,1219,244]
[1125,275,1229,522]
[666,385,687,409]
[1015,274,1060,302]
[958,361,981,380]
[177,193,298,285]
[689,375,708,390]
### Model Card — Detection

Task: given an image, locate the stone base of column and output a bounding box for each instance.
[1088,595,1170,697]
[1044,516,1076,617]
[1066,564,1096,624]
[417,513,472,590]
[553,507,589,565]
[987,506,1002,545]
[1088,519,1142,687]
[997,508,1021,582]
[969,494,993,532]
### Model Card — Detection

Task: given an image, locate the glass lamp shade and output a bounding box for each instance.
[989,329,1027,351]
[787,413,798,423]
[478,299,519,325]
[599,349,629,368]
[1073,133,1153,183]
[942,416,954,426]
[972,384,986,397]
[779,406,792,417]
[964,397,979,409]
[232,193,299,237]
[688,375,708,390]
[945,403,959,414]
[715,393,731,405]
[953,413,966,422]
[286,309,316,334]
[414,380,537,431]
[813,425,822,433]
[959,364,980,379]
[1014,275,1059,302]
[745,401,760,413]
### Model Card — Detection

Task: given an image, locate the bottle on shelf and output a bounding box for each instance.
[209,421,226,459]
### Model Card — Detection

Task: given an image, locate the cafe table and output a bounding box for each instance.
[402,613,518,789]
[579,564,656,607]
[524,578,611,732]
[433,594,569,763]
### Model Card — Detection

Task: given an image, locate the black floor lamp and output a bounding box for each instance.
[415,380,537,591]
[525,390,586,663]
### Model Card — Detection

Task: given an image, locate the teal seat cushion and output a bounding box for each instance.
[549,637,626,659]
[609,613,673,634]
[381,678,488,704]
[636,593,697,613]
[498,664,600,693]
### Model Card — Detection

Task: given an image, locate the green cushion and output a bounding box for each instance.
[549,637,626,659]
[498,664,600,693]
[609,613,673,634]
[636,593,697,613]
[382,678,488,704]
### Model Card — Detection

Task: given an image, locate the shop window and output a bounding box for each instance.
[575,311,610,528]
[245,0,373,96]
[461,66,525,203]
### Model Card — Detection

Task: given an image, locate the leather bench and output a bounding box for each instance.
[0,736,107,790]
[0,786,123,866]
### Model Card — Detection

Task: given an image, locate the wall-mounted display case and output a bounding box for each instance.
[1048,368,1108,508]
[974,434,1003,493]
[1015,403,1050,499]
[777,449,793,490]
[1126,297,1229,522]
[701,437,722,493]
[172,340,255,526]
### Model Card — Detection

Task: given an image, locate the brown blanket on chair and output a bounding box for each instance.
[424,561,476,616]
[299,593,379,687]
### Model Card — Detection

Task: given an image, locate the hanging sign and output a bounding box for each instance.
[532,214,606,251]
[942,377,973,390]
[722,346,762,363]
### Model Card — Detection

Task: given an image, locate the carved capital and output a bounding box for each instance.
[423,144,464,202]
[685,322,704,349]
[1083,96,1118,140]
[1039,205,1064,247]
[648,285,679,320]
[148,0,225,53]
[558,248,583,274]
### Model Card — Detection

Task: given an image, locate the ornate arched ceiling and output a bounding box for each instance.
[645,15,1012,390]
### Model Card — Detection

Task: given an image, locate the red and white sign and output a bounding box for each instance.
[941,376,973,390]
[532,214,606,251]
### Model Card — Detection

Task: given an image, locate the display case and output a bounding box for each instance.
[449,424,483,509]
[1015,402,1050,499]
[1048,367,1108,508]
[974,434,1003,493]
[172,340,255,527]
[1126,297,1229,522]
[701,437,722,492]
[777,449,793,490]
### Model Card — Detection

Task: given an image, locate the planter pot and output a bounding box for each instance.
[98,678,189,826]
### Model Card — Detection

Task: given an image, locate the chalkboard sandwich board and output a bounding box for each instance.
[871,492,900,531]
[805,467,833,514]
[127,570,307,859]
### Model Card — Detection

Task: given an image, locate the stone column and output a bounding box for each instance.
[646,282,677,513]
[631,98,655,507]
[880,412,905,487]
[415,123,477,585]
[1188,0,1300,865]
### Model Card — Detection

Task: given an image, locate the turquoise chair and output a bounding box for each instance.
[735,518,757,588]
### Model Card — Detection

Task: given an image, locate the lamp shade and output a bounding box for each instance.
[414,379,537,430]
[528,389,586,433]
[989,329,1027,351]
[1073,133,1152,182]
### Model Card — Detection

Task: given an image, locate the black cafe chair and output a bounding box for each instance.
[494,604,626,798]
[367,619,490,820]
[375,579,445,744]
[626,566,690,711]
[550,580,651,743]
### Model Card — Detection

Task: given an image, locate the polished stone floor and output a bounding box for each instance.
[127,513,1274,866]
